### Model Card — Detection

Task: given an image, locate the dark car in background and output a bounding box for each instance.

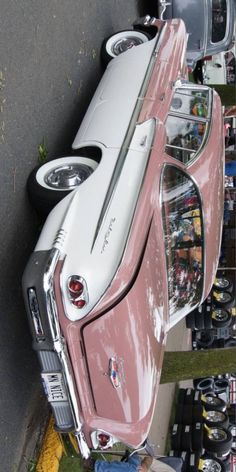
[158,0,235,71]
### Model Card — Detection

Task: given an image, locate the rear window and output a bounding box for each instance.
[161,165,204,317]
[212,0,227,43]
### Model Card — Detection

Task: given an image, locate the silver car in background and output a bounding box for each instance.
[158,0,235,70]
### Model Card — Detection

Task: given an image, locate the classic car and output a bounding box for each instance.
[157,0,235,71]
[22,16,225,458]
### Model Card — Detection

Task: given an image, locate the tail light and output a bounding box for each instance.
[98,433,111,448]
[91,430,119,450]
[67,275,88,309]
[68,278,83,296]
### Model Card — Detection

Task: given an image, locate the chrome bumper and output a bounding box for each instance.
[43,248,90,458]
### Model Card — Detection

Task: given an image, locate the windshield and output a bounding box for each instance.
[161,165,204,317]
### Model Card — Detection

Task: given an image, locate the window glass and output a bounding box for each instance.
[166,87,209,164]
[165,116,206,163]
[170,89,209,118]
[212,0,227,43]
[161,166,203,317]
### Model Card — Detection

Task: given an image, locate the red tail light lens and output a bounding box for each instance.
[72,299,86,309]
[98,433,110,448]
[68,277,83,296]
[67,275,88,309]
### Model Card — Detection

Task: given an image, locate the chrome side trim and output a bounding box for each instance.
[43,247,90,458]
[91,23,167,251]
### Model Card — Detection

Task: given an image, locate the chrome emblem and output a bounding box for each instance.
[109,357,121,388]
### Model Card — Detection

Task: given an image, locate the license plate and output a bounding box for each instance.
[41,372,68,402]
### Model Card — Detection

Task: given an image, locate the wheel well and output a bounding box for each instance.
[71,145,102,164]
[133,25,158,40]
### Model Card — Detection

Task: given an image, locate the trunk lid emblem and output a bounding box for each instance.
[109,357,121,388]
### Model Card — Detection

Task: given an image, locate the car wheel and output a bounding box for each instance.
[204,410,229,429]
[171,424,182,451]
[181,425,192,451]
[211,308,232,328]
[174,402,184,423]
[195,311,205,331]
[204,306,213,330]
[189,452,201,471]
[227,405,236,425]
[213,277,233,293]
[214,379,229,395]
[180,450,190,472]
[224,338,236,347]
[178,388,187,405]
[192,404,204,423]
[182,404,193,425]
[192,422,203,452]
[201,395,226,412]
[101,29,150,65]
[203,427,233,455]
[212,291,235,310]
[186,311,196,329]
[198,455,226,471]
[195,378,214,393]
[185,388,195,405]
[196,330,214,349]
[27,156,97,216]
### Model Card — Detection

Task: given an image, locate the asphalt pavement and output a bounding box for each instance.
[0,1,155,470]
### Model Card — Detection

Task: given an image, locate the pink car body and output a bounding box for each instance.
[22,17,224,458]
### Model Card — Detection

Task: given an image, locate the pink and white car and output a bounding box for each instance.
[22,16,225,458]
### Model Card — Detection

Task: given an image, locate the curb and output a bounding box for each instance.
[36,417,63,472]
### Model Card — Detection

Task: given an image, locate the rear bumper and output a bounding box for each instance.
[22,248,91,458]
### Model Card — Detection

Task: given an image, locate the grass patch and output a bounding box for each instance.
[59,456,83,472]
[38,138,48,164]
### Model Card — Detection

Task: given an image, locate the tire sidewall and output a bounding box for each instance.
[101,29,150,65]
[28,156,97,216]
[35,156,97,190]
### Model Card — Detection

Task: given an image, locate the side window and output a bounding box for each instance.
[165,116,206,164]
[170,89,209,118]
[212,0,227,43]
[166,87,210,164]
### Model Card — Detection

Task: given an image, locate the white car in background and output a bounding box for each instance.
[203,47,236,84]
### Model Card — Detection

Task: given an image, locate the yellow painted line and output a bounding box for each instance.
[36,416,63,472]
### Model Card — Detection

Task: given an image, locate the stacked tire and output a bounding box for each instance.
[169,388,233,471]
[186,275,235,349]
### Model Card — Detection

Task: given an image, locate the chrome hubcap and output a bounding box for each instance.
[201,459,222,472]
[45,164,92,189]
[215,278,229,289]
[208,428,227,441]
[212,309,228,322]
[206,397,219,406]
[112,36,144,55]
[206,410,225,422]
[218,292,231,302]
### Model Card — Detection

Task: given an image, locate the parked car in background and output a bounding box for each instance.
[22,16,225,459]
[158,0,235,71]
[203,47,236,84]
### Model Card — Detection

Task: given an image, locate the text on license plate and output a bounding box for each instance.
[41,372,68,402]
